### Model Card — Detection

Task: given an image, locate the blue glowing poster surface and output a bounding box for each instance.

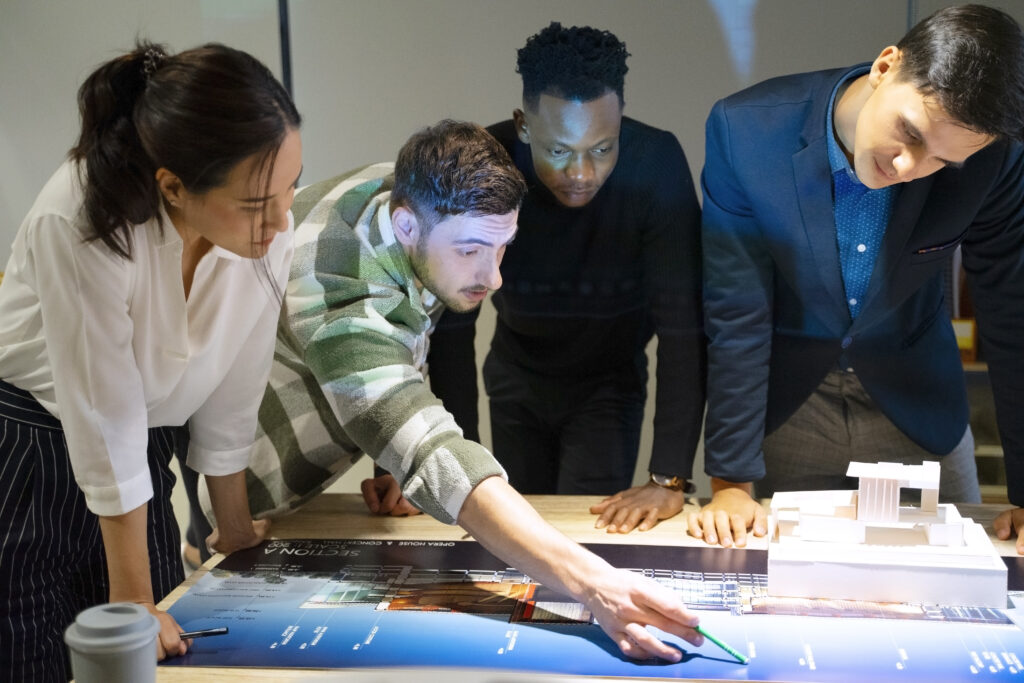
[164,539,1024,681]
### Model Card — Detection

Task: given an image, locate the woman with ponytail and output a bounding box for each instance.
[0,41,302,680]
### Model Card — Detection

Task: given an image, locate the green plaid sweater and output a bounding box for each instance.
[236,164,505,525]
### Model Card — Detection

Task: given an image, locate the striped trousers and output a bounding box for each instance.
[0,381,184,682]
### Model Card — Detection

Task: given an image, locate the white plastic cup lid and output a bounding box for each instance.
[64,602,160,654]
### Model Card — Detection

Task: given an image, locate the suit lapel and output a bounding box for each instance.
[792,118,850,333]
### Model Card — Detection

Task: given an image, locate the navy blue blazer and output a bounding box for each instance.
[701,65,1024,504]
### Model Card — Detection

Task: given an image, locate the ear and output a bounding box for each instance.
[391,205,421,247]
[513,109,530,145]
[155,168,187,208]
[868,45,901,88]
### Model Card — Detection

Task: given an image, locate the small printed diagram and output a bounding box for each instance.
[302,566,595,624]
[768,461,1007,607]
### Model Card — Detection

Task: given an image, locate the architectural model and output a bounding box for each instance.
[768,461,1007,607]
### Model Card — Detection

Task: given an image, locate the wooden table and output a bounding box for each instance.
[155,495,1020,681]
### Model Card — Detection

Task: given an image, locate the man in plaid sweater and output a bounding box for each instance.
[200,121,705,660]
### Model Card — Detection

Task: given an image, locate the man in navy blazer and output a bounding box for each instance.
[690,5,1024,551]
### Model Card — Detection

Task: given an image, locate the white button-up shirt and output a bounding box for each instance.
[0,162,293,515]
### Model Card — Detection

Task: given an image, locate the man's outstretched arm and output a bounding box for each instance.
[460,476,705,660]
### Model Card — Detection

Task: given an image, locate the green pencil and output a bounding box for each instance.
[695,624,749,665]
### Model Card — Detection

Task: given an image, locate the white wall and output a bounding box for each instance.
[289,0,911,197]
[287,0,907,494]
[0,0,280,253]
[4,1,1023,495]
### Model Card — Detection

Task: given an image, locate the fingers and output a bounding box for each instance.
[698,509,720,545]
[204,529,221,555]
[379,480,402,513]
[730,513,748,548]
[358,476,418,517]
[714,510,739,548]
[694,509,739,547]
[688,502,762,547]
[637,508,660,532]
[620,622,682,662]
[639,581,701,632]
[594,572,702,662]
[243,519,272,549]
[615,630,650,661]
[600,501,672,533]
[686,511,705,540]
[647,613,703,648]
[752,505,768,537]
[994,510,1011,540]
[252,518,272,540]
[388,496,421,517]
[589,493,621,515]
[360,478,381,513]
[993,509,1024,553]
[607,506,646,534]
[598,505,626,532]
[156,613,186,660]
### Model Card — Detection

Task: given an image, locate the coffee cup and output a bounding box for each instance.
[64,602,159,683]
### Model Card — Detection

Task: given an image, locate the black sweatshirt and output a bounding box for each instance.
[427,117,706,478]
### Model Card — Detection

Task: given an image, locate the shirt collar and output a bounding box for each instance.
[209,244,243,261]
[826,66,870,182]
[156,201,243,260]
[365,193,436,308]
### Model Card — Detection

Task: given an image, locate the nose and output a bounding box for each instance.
[891,148,924,182]
[263,200,290,234]
[481,257,503,291]
[565,153,595,184]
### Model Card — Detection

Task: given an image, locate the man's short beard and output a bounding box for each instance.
[409,243,482,313]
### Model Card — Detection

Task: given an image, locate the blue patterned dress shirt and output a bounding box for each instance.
[826,67,897,320]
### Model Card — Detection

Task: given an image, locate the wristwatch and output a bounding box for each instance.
[649,472,693,493]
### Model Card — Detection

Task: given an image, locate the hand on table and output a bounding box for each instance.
[994,507,1024,554]
[590,483,684,533]
[584,565,703,660]
[205,470,272,555]
[130,601,188,660]
[361,473,422,516]
[686,479,766,548]
[206,518,272,556]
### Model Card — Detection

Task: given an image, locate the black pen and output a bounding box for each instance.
[179,627,229,639]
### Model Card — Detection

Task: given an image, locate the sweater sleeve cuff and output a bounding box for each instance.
[401,444,507,526]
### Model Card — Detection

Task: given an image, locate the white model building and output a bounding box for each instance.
[767,461,1007,607]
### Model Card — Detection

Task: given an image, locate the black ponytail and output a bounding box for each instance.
[70,41,164,259]
[69,40,301,260]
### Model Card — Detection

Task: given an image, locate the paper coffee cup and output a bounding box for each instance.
[64,602,159,683]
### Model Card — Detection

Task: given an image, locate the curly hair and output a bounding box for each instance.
[516,22,630,109]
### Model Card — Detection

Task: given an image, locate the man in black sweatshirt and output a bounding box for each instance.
[429,22,706,533]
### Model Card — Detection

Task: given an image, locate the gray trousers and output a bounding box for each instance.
[757,370,981,503]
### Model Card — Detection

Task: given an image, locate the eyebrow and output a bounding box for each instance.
[453,228,519,248]
[547,135,617,149]
[903,121,963,168]
[240,166,303,204]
